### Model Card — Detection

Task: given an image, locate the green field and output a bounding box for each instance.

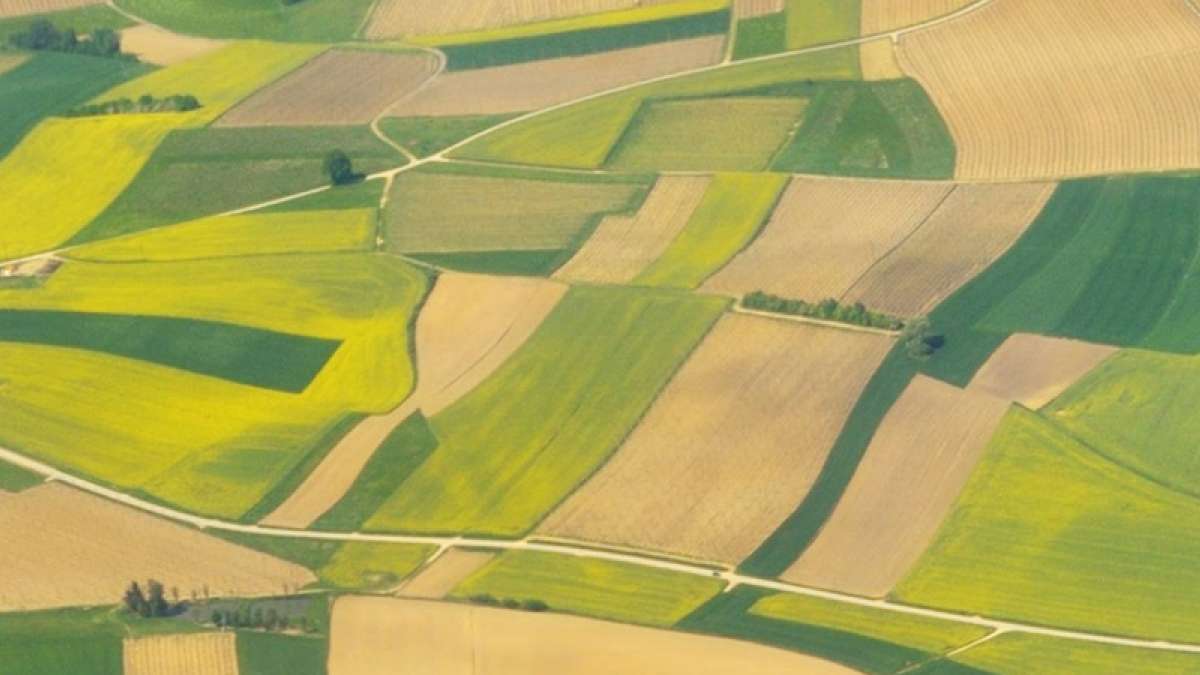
[237,632,327,675]
[607,97,808,171]
[451,550,724,627]
[0,5,134,44]
[786,0,860,50]
[364,285,727,537]
[378,114,519,158]
[636,172,788,288]
[262,179,384,213]
[0,457,42,492]
[116,0,376,41]
[0,607,155,675]
[933,632,1200,675]
[733,12,787,60]
[408,249,570,277]
[895,407,1200,643]
[316,542,435,591]
[214,531,341,572]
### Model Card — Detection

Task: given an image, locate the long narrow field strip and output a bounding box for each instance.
[387,36,724,116]
[703,177,951,300]
[365,0,647,39]
[898,0,1200,180]
[114,0,376,42]
[938,632,1200,675]
[782,375,1009,597]
[399,549,496,599]
[217,50,438,127]
[330,597,857,675]
[0,483,314,612]
[451,550,724,626]
[541,314,892,564]
[118,24,227,66]
[0,0,100,16]
[842,182,1056,317]
[637,172,789,289]
[261,272,566,529]
[895,407,1200,644]
[124,633,237,675]
[968,333,1117,410]
[556,176,710,284]
[364,285,727,537]
[860,0,974,34]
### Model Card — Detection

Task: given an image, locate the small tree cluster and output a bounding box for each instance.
[9,20,124,58]
[467,594,549,612]
[123,580,181,618]
[742,291,905,331]
[66,94,201,117]
[901,317,945,360]
[324,150,363,186]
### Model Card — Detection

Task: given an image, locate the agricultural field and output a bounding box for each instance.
[115,0,377,41]
[0,607,125,675]
[860,0,975,34]
[936,632,1200,675]
[316,542,435,591]
[118,24,226,66]
[399,549,496,599]
[0,0,101,16]
[967,333,1117,410]
[124,632,237,675]
[365,0,673,39]
[377,114,518,158]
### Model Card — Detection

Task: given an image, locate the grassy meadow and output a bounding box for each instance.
[317,542,435,591]
[785,0,860,50]
[236,632,327,675]
[938,632,1200,675]
[116,0,376,41]
[378,114,519,158]
[733,12,787,60]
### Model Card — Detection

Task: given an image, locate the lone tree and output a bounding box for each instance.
[324,150,359,186]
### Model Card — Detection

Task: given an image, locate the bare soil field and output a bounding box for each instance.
[735,0,785,19]
[217,49,439,127]
[898,0,1200,180]
[388,36,725,117]
[556,176,710,284]
[540,314,893,564]
[783,375,1010,597]
[0,483,314,611]
[0,0,100,17]
[365,0,658,39]
[968,333,1118,409]
[861,0,975,34]
[843,182,1055,316]
[704,177,951,301]
[124,633,238,675]
[119,24,227,66]
[261,272,567,529]
[329,597,857,674]
[398,549,496,599]
[860,37,905,80]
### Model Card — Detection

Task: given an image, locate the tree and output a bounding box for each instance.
[89,28,120,56]
[323,150,358,185]
[211,611,223,627]
[123,581,148,616]
[146,580,170,617]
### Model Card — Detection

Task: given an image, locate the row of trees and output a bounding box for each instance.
[211,607,320,633]
[742,291,906,331]
[9,20,125,58]
[66,94,201,117]
[123,580,183,619]
[467,594,549,612]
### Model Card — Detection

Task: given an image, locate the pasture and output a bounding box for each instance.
[732,11,785,59]
[785,0,859,50]
[115,0,376,41]
[0,607,124,675]
[378,114,518,157]
[967,333,1117,410]
[124,633,237,675]
[943,632,1200,675]
[237,632,327,675]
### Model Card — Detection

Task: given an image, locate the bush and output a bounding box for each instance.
[65,94,201,117]
[10,20,126,58]
[741,291,905,332]
[324,150,362,186]
[521,599,549,612]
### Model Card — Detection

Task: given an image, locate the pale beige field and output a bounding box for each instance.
[555,176,710,284]
[119,24,227,66]
[261,272,567,529]
[329,597,857,675]
[398,549,497,599]
[365,0,658,39]
[0,483,314,611]
[783,375,1010,597]
[843,182,1055,316]
[968,333,1119,409]
[861,0,975,34]
[860,37,905,81]
[735,0,784,19]
[0,0,99,17]
[541,314,893,564]
[703,177,951,302]
[217,50,439,127]
[898,0,1200,180]
[124,633,238,675]
[388,36,725,117]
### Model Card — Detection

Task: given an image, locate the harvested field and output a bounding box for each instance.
[0,0,99,16]
[843,182,1056,316]
[261,272,566,529]
[329,597,857,675]
[388,36,724,116]
[969,333,1117,409]
[897,0,1200,180]
[556,176,709,284]
[541,314,893,564]
[859,37,903,80]
[736,0,784,19]
[782,375,1010,597]
[860,0,974,34]
[118,24,226,66]
[365,0,641,39]
[0,483,314,612]
[218,50,438,127]
[703,177,952,301]
[124,633,237,675]
[399,549,496,599]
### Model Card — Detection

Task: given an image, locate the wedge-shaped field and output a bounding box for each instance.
[637,172,789,289]
[783,375,1009,596]
[542,314,892,564]
[388,36,724,117]
[118,24,226,66]
[262,272,566,529]
[895,407,1200,643]
[330,597,856,675]
[400,548,495,599]
[898,0,1200,180]
[69,209,377,262]
[218,50,439,127]
[860,0,974,34]
[703,177,951,301]
[124,633,237,675]
[941,632,1200,675]
[843,182,1056,317]
[0,483,314,612]
[556,176,709,284]
[364,285,727,537]
[451,550,724,626]
[116,0,376,41]
[0,0,101,16]
[968,333,1117,410]
[607,96,808,171]
[317,542,435,591]
[378,114,517,158]
[365,0,644,39]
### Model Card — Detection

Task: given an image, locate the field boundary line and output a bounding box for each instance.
[731,305,902,337]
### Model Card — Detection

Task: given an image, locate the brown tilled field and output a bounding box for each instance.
[216,49,439,127]
[735,0,785,19]
[703,177,952,302]
[555,176,710,284]
[842,182,1055,316]
[398,548,496,599]
[329,597,857,674]
[124,633,238,675]
[0,483,313,611]
[968,333,1118,409]
[540,314,893,564]
[119,25,227,66]
[898,0,1200,180]
[261,272,567,529]
[0,0,100,17]
[782,375,1010,597]
[861,0,975,34]
[364,0,660,39]
[387,36,725,117]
